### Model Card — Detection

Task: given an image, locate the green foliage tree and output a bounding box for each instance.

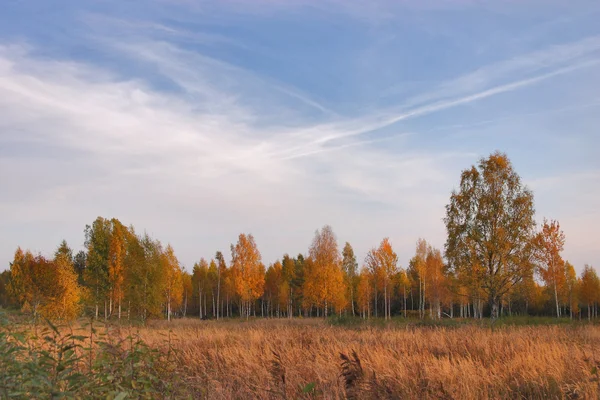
[84,217,112,319]
[73,250,87,285]
[124,233,166,322]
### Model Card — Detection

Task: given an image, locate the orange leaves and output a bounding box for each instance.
[231,233,265,305]
[265,261,287,312]
[532,219,567,317]
[304,226,347,315]
[580,265,600,305]
[408,239,446,319]
[356,269,372,317]
[364,238,398,319]
[365,238,398,291]
[108,219,127,308]
[8,245,82,321]
[445,152,536,316]
[162,244,184,321]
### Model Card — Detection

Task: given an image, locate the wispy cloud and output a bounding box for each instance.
[1,0,598,270]
[284,37,600,156]
[0,39,465,264]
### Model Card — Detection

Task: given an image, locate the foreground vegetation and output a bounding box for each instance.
[2,314,600,399]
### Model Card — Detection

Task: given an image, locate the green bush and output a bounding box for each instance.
[0,312,188,399]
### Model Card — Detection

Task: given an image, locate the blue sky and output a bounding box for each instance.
[1,0,598,272]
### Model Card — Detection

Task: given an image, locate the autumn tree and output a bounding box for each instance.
[579,265,600,320]
[342,243,358,316]
[564,261,578,319]
[108,219,127,319]
[230,234,265,319]
[223,265,237,317]
[50,246,83,320]
[396,270,411,317]
[180,272,192,317]
[304,226,347,317]
[426,246,445,319]
[9,246,82,321]
[408,239,429,319]
[532,219,566,318]
[356,269,372,319]
[162,245,184,322]
[264,261,285,317]
[444,152,536,319]
[365,238,398,320]
[192,258,209,319]
[208,259,219,317]
[214,251,227,320]
[0,270,12,308]
[9,248,51,318]
[281,254,296,318]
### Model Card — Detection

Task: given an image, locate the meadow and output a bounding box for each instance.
[2,314,600,399]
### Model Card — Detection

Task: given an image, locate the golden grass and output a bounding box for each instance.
[127,319,600,399]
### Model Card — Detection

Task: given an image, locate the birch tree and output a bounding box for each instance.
[304,225,346,317]
[230,234,265,319]
[532,219,566,318]
[444,152,536,319]
[342,243,358,316]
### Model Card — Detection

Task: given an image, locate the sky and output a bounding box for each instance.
[0,0,599,273]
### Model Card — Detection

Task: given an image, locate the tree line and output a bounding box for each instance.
[1,151,599,321]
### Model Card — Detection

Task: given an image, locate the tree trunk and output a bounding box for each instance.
[554,280,560,318]
[489,295,499,320]
[422,279,426,320]
[199,289,203,319]
[419,279,422,319]
[374,288,378,318]
[403,286,407,318]
[384,285,388,320]
[216,270,221,320]
[350,285,355,316]
[184,291,188,317]
[167,295,171,322]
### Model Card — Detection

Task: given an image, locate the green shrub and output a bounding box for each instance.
[0,312,188,399]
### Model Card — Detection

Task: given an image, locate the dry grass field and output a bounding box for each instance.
[129,318,600,399]
[3,315,600,399]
